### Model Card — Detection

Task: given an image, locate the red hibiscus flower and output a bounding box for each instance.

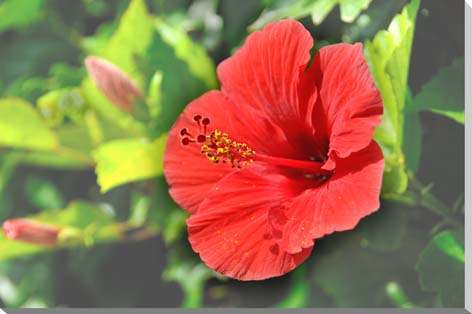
[164,19,384,280]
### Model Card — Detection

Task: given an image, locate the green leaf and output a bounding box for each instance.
[0,0,44,33]
[365,0,420,194]
[80,0,154,131]
[409,58,464,124]
[25,177,65,211]
[1,150,92,173]
[81,78,146,137]
[37,88,88,127]
[431,109,464,124]
[92,135,167,193]
[147,71,164,119]
[163,246,222,308]
[416,229,464,307]
[155,19,217,89]
[0,257,55,307]
[384,281,415,308]
[100,0,154,86]
[339,0,373,23]
[0,153,19,194]
[162,209,188,244]
[34,201,115,229]
[402,112,422,173]
[0,201,115,261]
[276,265,309,308]
[144,30,213,135]
[249,0,373,30]
[0,98,58,151]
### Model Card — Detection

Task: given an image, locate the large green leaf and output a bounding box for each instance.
[0,201,115,261]
[409,58,464,124]
[92,135,167,193]
[155,19,217,89]
[144,30,214,135]
[0,98,58,151]
[100,0,154,86]
[80,0,153,134]
[416,229,464,307]
[365,0,420,194]
[0,0,44,32]
[250,0,373,30]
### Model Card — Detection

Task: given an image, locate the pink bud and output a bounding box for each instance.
[85,56,142,111]
[2,219,61,246]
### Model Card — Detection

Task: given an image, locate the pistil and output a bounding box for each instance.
[180,115,329,174]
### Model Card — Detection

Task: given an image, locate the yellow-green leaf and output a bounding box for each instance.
[102,0,154,86]
[93,135,167,193]
[0,0,44,32]
[0,98,58,151]
[365,0,420,194]
[155,19,218,89]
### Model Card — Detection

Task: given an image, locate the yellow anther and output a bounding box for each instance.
[200,129,255,168]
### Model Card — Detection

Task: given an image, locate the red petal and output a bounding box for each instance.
[270,141,384,254]
[187,164,312,280]
[217,19,315,136]
[164,91,297,214]
[309,43,383,167]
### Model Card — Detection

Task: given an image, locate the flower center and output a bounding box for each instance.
[180,115,330,176]
[180,115,255,168]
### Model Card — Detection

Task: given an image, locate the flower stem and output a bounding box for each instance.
[276,264,309,308]
[383,174,462,228]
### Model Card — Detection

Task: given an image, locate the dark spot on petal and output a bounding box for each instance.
[269,244,279,255]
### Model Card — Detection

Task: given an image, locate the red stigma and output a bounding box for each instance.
[181,137,192,145]
[197,134,206,143]
[180,114,212,147]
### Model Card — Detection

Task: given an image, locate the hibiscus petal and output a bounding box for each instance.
[187,164,313,280]
[310,43,383,166]
[164,91,297,214]
[217,19,315,135]
[270,141,384,254]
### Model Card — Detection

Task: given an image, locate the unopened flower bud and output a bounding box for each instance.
[85,56,142,111]
[2,219,61,246]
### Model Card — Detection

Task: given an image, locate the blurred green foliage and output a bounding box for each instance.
[0,0,465,309]
[250,0,373,30]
